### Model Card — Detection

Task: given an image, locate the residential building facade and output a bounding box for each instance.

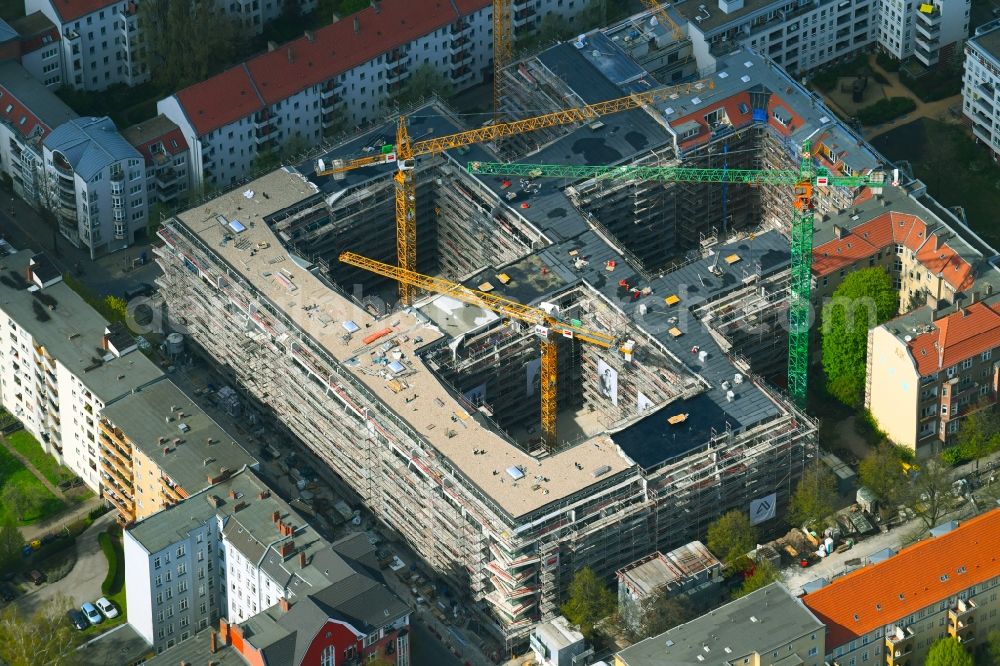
[26,0,147,91]
[7,12,64,87]
[0,250,164,491]
[122,114,192,212]
[616,583,826,666]
[125,466,410,659]
[98,378,258,525]
[157,0,585,189]
[42,116,148,257]
[802,509,1000,666]
[963,22,1000,160]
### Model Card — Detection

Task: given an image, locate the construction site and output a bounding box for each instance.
[148,18,898,650]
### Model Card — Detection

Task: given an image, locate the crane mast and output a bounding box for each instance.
[466,145,881,408]
[338,251,631,447]
[493,0,513,122]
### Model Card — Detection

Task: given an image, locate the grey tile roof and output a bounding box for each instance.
[971,23,1000,61]
[617,583,824,665]
[43,116,141,181]
[0,60,77,131]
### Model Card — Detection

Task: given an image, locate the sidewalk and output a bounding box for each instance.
[18,496,101,542]
[862,55,960,140]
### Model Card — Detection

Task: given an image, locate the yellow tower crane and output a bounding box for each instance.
[315,79,713,305]
[640,0,686,41]
[339,251,635,449]
[493,0,513,122]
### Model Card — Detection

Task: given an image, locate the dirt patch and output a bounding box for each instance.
[827,77,888,116]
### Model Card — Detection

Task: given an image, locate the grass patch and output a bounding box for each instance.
[856,96,916,125]
[83,528,127,637]
[876,52,901,72]
[871,118,1000,250]
[810,55,871,92]
[0,445,64,526]
[55,81,168,128]
[0,408,19,432]
[5,431,75,486]
[899,67,962,102]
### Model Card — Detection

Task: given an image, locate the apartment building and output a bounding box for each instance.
[616,583,826,666]
[677,0,967,75]
[157,0,584,189]
[0,250,163,491]
[26,0,146,91]
[0,61,76,203]
[616,541,724,633]
[229,0,318,31]
[42,116,148,257]
[122,115,192,211]
[963,22,1000,159]
[803,509,1000,665]
[867,294,999,455]
[5,12,64,87]
[98,378,258,525]
[125,466,410,658]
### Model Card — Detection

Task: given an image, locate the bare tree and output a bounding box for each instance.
[911,459,953,530]
[0,595,83,666]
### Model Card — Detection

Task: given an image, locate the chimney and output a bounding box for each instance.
[353,16,360,33]
[210,630,217,654]
[276,519,285,533]
[233,500,248,512]
[267,40,277,51]
[219,619,230,644]
[287,47,294,63]
[259,490,271,500]
[299,551,307,568]
[833,224,845,239]
[279,541,295,557]
[271,510,280,523]
[229,489,238,500]
[279,597,290,612]
[972,290,980,304]
[304,30,314,42]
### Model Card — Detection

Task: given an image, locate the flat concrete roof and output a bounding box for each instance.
[0,251,164,403]
[168,169,635,519]
[100,379,259,497]
[617,583,824,665]
[971,23,1000,61]
[618,541,720,596]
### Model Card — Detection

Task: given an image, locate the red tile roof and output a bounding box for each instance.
[812,212,975,292]
[48,0,119,23]
[174,0,489,136]
[907,301,1000,375]
[803,509,1000,651]
[0,83,51,140]
[671,92,806,152]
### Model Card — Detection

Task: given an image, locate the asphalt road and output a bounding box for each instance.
[411,614,466,666]
[16,511,116,615]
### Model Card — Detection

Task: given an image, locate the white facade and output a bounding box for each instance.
[963,22,1000,157]
[124,515,222,653]
[42,117,148,257]
[26,0,147,91]
[0,252,164,492]
[231,0,318,32]
[684,0,967,74]
[159,0,584,189]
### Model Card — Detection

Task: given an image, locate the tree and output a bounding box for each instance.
[925,637,974,666]
[104,295,129,322]
[733,559,780,599]
[858,443,908,508]
[981,629,1000,666]
[912,458,953,530]
[639,591,694,638]
[392,64,453,108]
[943,404,1000,468]
[789,463,837,529]
[560,567,616,639]
[139,0,246,91]
[0,518,21,570]
[821,267,898,406]
[1,485,43,522]
[706,510,756,565]
[0,595,83,665]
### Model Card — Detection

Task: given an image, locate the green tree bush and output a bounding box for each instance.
[821,267,898,406]
[706,510,756,565]
[560,567,615,639]
[789,464,837,528]
[733,560,779,599]
[925,636,974,666]
[856,97,917,126]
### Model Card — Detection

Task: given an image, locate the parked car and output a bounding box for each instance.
[0,584,16,602]
[81,602,103,625]
[95,597,119,619]
[66,609,88,630]
[123,282,155,300]
[26,570,45,585]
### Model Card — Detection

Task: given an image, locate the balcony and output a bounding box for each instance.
[386,65,408,83]
[104,490,134,523]
[915,44,939,67]
[252,112,274,129]
[320,84,341,100]
[917,6,941,24]
[948,599,977,644]
[885,625,915,666]
[160,475,184,502]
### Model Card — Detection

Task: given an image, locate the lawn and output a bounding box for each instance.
[5,430,76,486]
[83,528,127,637]
[871,118,1000,250]
[0,445,64,526]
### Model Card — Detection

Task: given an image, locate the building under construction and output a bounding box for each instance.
[150,37,893,651]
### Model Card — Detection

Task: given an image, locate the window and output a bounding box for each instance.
[962,358,973,370]
[320,645,335,666]
[809,647,818,656]
[982,350,993,362]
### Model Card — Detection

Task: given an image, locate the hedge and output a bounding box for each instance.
[899,69,962,102]
[856,96,917,125]
[876,52,901,72]
[99,531,122,596]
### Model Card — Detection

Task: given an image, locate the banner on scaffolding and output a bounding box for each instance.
[525,358,541,397]
[749,493,777,525]
[637,391,654,415]
[597,358,619,406]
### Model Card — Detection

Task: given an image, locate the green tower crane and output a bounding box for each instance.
[466,143,882,408]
